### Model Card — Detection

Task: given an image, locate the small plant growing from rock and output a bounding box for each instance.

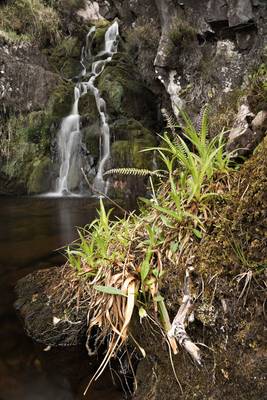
[247,63,267,112]
[60,108,234,393]
[169,16,197,49]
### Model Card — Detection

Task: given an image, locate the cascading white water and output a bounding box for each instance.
[56,87,81,194]
[55,21,119,196]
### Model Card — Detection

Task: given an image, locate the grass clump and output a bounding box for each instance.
[56,109,233,392]
[169,16,197,48]
[247,63,267,112]
[0,0,61,46]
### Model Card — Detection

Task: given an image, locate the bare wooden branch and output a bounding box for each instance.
[168,267,202,365]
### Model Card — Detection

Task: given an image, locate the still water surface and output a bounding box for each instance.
[0,196,124,400]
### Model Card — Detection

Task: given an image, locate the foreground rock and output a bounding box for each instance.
[15,267,87,347]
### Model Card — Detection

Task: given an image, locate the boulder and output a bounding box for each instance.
[227,104,267,156]
[27,157,54,194]
[207,0,228,22]
[251,110,267,134]
[228,0,254,27]
[227,103,255,155]
[15,267,87,347]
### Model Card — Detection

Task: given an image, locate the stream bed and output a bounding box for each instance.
[0,196,124,400]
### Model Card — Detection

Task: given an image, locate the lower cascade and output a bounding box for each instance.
[55,21,119,196]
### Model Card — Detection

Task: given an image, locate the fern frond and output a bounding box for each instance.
[195,104,209,146]
[161,108,178,137]
[104,168,163,177]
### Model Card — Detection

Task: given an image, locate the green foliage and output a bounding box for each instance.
[67,199,131,273]
[64,109,234,384]
[68,108,231,275]
[145,108,231,204]
[0,29,31,43]
[94,285,127,296]
[0,0,61,46]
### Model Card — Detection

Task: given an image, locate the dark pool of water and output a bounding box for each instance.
[0,196,124,400]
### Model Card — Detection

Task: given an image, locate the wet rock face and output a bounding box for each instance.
[119,0,266,123]
[0,41,59,113]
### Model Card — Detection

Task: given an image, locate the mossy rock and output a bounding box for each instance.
[48,80,74,119]
[1,79,74,191]
[92,26,108,54]
[27,157,53,194]
[47,36,82,79]
[82,122,100,159]
[79,91,98,124]
[110,118,153,141]
[111,134,156,170]
[97,53,157,127]
[247,63,267,113]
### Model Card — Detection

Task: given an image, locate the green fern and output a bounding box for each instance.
[104,168,163,177]
[161,108,177,137]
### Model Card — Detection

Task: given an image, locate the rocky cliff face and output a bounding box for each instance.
[0,0,266,194]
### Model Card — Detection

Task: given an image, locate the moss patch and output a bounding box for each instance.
[83,122,100,160]
[0,0,61,47]
[46,36,82,78]
[79,91,98,124]
[169,16,197,48]
[27,157,53,193]
[47,80,74,119]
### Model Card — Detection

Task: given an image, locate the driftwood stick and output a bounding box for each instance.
[168,267,202,365]
[81,167,129,215]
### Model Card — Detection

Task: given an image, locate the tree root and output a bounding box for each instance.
[168,267,202,365]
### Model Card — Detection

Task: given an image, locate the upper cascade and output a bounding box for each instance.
[55,21,119,196]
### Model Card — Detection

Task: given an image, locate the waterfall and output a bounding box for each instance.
[55,21,119,196]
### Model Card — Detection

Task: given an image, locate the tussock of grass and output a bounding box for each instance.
[53,109,234,391]
[169,16,197,48]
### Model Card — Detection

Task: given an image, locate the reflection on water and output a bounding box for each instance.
[0,196,103,267]
[0,196,123,400]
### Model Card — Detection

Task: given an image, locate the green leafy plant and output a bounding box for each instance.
[63,108,233,391]
[145,108,231,202]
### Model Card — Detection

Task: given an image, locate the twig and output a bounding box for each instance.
[168,267,202,365]
[81,167,129,215]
